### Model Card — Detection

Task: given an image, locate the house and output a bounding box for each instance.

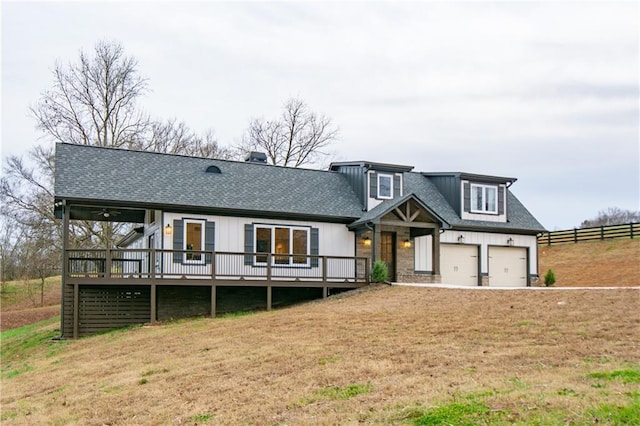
[54,143,545,337]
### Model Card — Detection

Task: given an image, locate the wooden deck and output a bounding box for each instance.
[65,249,369,286]
[63,249,369,338]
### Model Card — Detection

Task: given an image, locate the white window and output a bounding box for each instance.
[377,174,393,199]
[254,225,310,266]
[184,219,205,263]
[471,184,498,214]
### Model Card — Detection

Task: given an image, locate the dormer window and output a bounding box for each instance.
[377,174,393,199]
[471,184,498,214]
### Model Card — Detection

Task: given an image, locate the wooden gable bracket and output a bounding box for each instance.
[393,201,421,223]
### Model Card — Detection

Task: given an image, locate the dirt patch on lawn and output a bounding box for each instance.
[1,278,61,331]
[0,305,60,330]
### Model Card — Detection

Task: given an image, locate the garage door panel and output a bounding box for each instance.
[488,247,527,287]
[440,244,479,286]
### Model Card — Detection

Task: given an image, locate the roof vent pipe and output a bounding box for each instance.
[244,151,268,164]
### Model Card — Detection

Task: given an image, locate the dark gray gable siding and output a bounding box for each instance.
[430,175,462,214]
[331,164,367,210]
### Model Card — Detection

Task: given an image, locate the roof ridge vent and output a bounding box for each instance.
[244,151,268,164]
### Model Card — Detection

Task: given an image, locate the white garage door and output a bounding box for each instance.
[488,246,527,287]
[440,244,479,286]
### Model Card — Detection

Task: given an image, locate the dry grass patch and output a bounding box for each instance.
[2,285,639,424]
[539,238,639,286]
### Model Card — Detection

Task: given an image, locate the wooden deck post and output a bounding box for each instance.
[323,287,328,298]
[150,284,156,324]
[73,284,79,339]
[322,256,327,284]
[432,228,441,276]
[211,285,216,318]
[266,286,272,311]
[61,203,70,337]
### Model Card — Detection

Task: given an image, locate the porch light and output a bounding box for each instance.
[362,236,372,247]
[165,224,173,236]
[507,237,514,246]
[402,239,412,249]
[457,235,465,244]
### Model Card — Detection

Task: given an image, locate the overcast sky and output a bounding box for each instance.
[2,1,638,230]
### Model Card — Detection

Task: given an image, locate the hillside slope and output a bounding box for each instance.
[2,285,638,425]
[538,238,639,286]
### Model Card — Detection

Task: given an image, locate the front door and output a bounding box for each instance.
[380,232,396,282]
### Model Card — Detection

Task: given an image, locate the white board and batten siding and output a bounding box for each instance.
[162,213,354,255]
[161,212,355,279]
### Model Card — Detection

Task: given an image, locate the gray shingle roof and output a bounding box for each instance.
[404,172,546,233]
[54,143,364,220]
[54,143,545,232]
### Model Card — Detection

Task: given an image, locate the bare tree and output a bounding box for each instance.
[140,119,234,159]
[239,98,338,167]
[3,40,233,256]
[0,219,24,289]
[580,207,640,228]
[31,40,150,148]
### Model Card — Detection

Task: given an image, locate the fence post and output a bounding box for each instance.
[631,223,634,239]
[547,232,551,246]
[600,226,604,240]
[574,228,577,243]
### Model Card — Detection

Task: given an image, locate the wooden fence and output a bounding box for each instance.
[538,222,639,246]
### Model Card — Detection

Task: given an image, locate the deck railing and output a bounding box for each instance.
[66,249,369,284]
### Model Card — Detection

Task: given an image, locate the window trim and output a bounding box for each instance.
[377,173,394,199]
[470,184,498,214]
[183,219,206,264]
[253,224,311,267]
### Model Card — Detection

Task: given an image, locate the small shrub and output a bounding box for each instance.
[371,261,389,283]
[544,268,556,286]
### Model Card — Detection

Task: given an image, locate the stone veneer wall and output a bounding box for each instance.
[355,226,442,284]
